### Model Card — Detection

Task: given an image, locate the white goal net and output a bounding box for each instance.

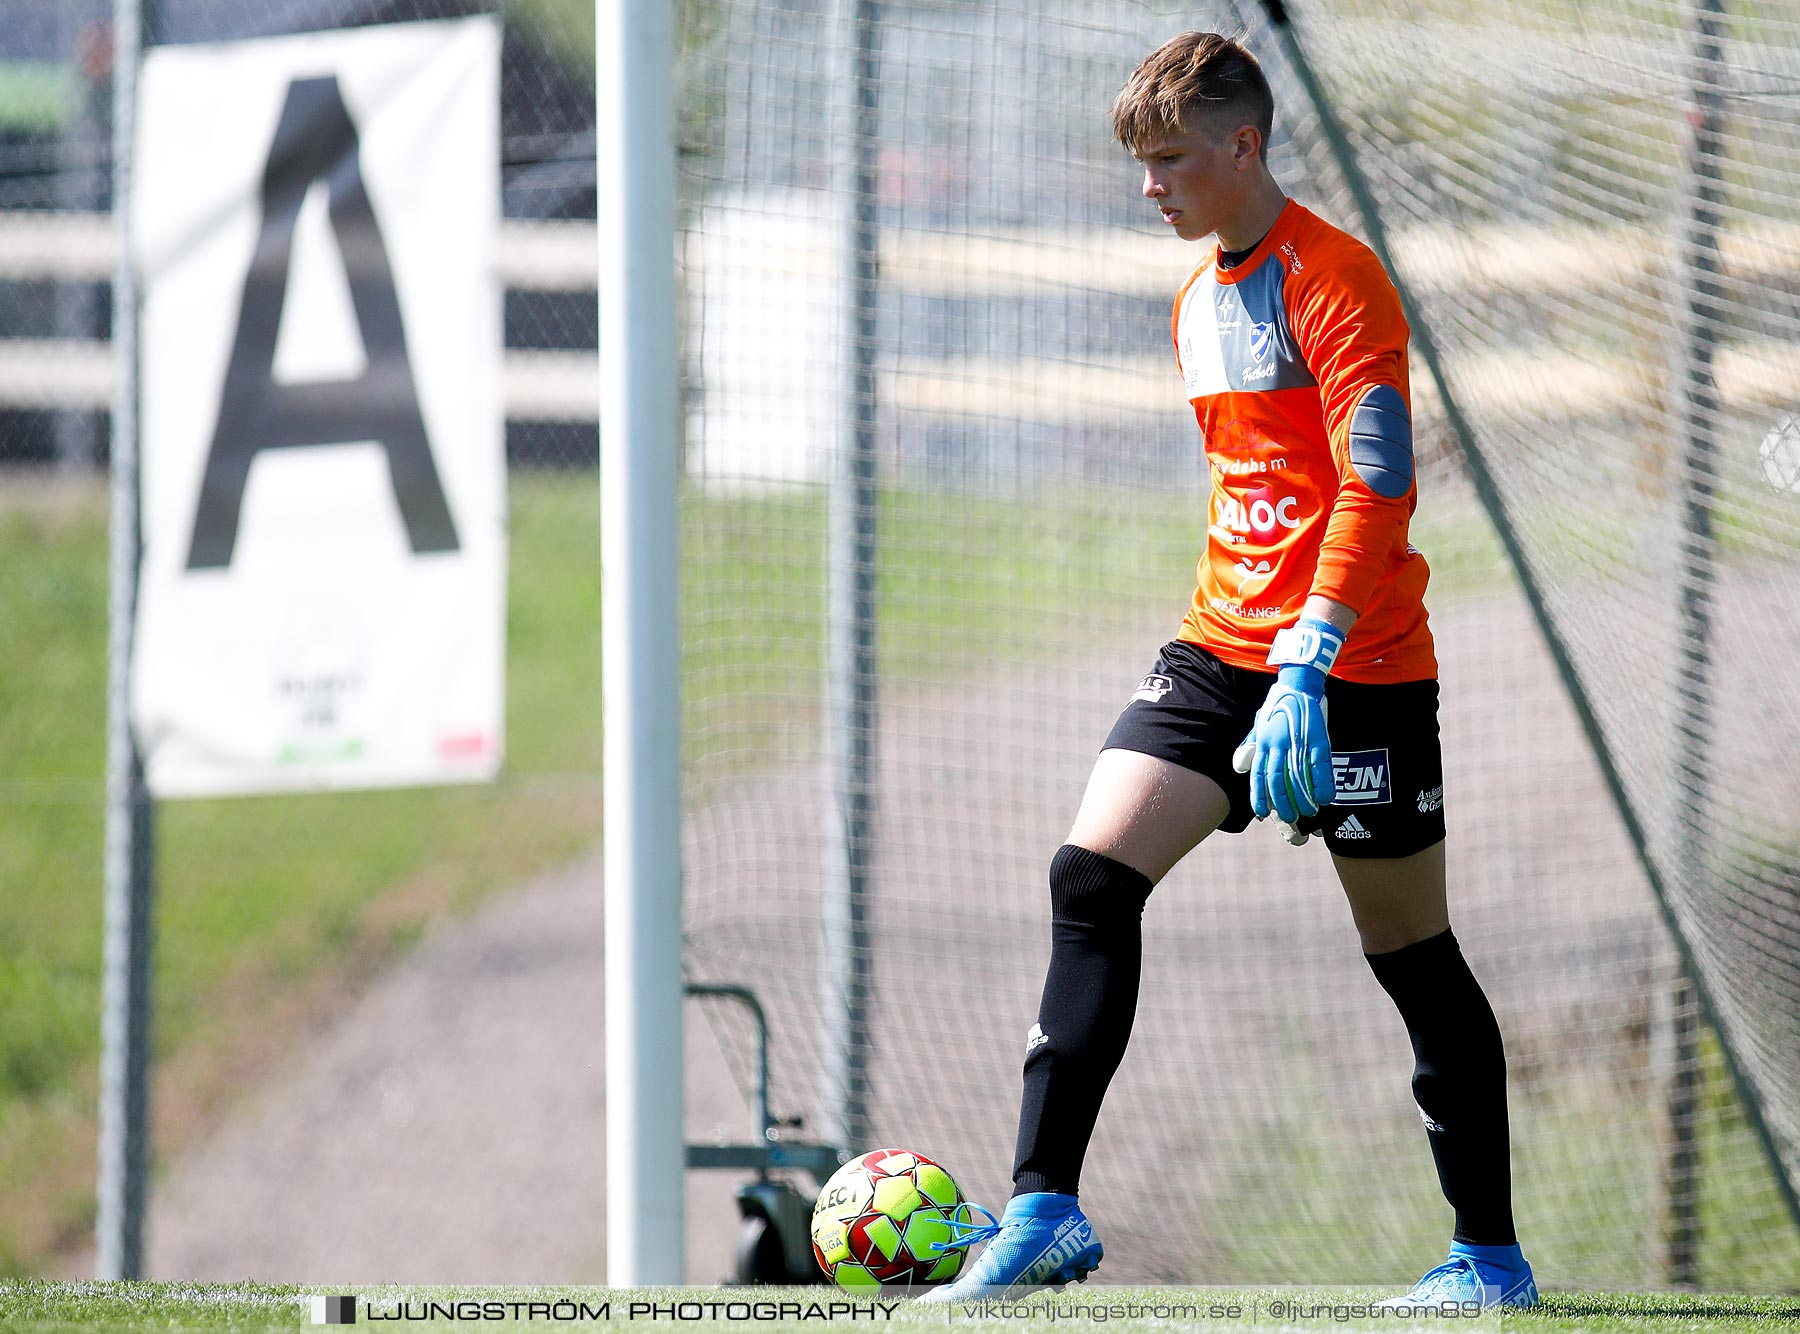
[678,0,1800,1289]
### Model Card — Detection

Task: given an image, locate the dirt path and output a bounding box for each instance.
[138,589,1667,1284]
[135,843,775,1283]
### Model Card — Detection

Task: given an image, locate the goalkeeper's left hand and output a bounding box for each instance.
[1231,616,1346,828]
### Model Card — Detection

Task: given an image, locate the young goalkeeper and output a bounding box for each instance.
[922,31,1537,1308]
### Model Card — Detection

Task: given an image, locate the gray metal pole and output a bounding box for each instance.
[820,0,881,1156]
[96,0,155,1281]
[1658,973,1702,1285]
[55,14,105,474]
[1665,0,1729,1287]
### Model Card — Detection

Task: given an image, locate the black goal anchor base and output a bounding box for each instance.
[684,983,849,1284]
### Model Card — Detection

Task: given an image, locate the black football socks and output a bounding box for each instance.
[1366,926,1518,1245]
[1012,843,1154,1198]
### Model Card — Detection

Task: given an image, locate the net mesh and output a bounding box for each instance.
[678,0,1800,1291]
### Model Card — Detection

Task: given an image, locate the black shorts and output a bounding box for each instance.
[1102,640,1445,859]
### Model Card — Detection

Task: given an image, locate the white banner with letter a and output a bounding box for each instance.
[131,18,504,797]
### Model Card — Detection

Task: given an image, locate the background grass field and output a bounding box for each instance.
[3,1281,1798,1333]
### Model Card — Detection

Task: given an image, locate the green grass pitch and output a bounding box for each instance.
[2,1282,1797,1333]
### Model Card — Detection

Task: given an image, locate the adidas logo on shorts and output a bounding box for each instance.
[1336,814,1374,840]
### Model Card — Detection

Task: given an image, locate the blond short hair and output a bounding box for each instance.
[1111,32,1275,155]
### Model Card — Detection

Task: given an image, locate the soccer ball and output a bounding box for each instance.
[809,1148,975,1292]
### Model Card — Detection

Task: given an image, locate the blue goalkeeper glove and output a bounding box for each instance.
[1231,616,1346,830]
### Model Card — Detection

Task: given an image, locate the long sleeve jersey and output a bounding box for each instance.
[1171,198,1436,683]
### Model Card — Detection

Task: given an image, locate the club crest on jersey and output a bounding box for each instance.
[1331,748,1392,806]
[1132,674,1174,704]
[1248,320,1274,363]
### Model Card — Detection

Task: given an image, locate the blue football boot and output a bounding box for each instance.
[1377,1240,1539,1310]
[916,1191,1103,1302]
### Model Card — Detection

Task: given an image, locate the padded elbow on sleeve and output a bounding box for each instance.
[1348,383,1413,499]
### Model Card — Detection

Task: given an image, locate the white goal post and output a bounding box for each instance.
[598,0,686,1288]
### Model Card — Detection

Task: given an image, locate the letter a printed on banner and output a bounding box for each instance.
[131,19,505,796]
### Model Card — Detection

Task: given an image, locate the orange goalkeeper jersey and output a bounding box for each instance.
[1171,198,1435,683]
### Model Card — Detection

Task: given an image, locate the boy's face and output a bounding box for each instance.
[1134,118,1258,243]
